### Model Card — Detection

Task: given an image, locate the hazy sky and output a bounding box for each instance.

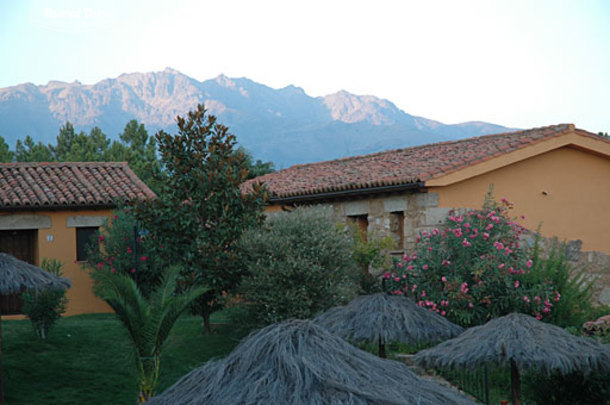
[1,0,609,132]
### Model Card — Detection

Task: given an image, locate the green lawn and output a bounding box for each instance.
[2,313,242,404]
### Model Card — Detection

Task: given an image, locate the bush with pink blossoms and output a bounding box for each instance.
[385,193,558,327]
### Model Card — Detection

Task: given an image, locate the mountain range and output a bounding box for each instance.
[0,68,515,167]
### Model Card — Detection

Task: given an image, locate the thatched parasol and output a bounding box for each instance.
[0,253,71,404]
[414,312,610,405]
[314,293,464,357]
[147,319,476,405]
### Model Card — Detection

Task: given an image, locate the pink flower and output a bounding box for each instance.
[536,313,542,320]
[468,302,474,309]
[486,224,494,231]
[383,273,390,279]
[140,256,147,261]
[412,284,418,291]
[494,241,504,250]
[460,282,469,294]
[421,291,426,298]
[498,263,505,270]
[514,280,519,288]
[98,234,104,242]
[441,259,451,266]
[526,259,533,268]
[453,228,463,238]
[441,311,446,316]
[441,276,447,282]
[482,232,490,240]
[422,264,428,270]
[130,268,136,274]
[397,262,404,268]
[523,295,530,303]
[111,268,116,273]
[461,239,471,247]
[534,296,541,304]
[96,262,103,269]
[113,215,118,220]
[554,291,561,302]
[127,246,132,253]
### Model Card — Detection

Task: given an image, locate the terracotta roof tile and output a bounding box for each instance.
[0,162,156,210]
[243,124,606,200]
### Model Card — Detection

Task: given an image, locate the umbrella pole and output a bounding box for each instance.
[510,359,521,405]
[1,313,3,405]
[378,336,386,358]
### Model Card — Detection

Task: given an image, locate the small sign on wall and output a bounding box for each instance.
[46,234,54,242]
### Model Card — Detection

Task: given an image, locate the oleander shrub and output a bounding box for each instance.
[385,192,559,327]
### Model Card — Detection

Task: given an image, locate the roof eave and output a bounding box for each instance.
[269,181,426,204]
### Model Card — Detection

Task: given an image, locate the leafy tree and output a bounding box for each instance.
[234,146,275,179]
[135,104,267,333]
[237,206,358,327]
[91,265,205,404]
[0,135,13,162]
[15,136,53,162]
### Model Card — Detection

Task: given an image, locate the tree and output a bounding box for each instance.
[52,123,112,161]
[91,265,205,404]
[234,146,275,179]
[0,135,13,162]
[15,136,53,162]
[135,105,267,333]
[107,120,161,190]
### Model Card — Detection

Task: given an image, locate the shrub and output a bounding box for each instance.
[522,237,599,328]
[237,206,358,327]
[22,258,68,340]
[87,208,163,296]
[351,230,395,294]
[385,193,558,327]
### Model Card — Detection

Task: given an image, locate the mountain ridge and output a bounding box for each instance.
[0,68,516,167]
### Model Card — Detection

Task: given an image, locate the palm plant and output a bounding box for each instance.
[91,266,206,404]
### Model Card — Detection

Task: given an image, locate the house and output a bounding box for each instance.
[0,162,156,317]
[243,124,610,255]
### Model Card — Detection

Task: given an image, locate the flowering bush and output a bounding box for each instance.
[87,208,163,296]
[385,195,559,327]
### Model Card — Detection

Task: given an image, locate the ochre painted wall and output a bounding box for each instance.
[429,146,610,253]
[1,209,112,317]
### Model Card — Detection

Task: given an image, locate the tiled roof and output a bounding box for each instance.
[0,162,156,210]
[244,124,606,200]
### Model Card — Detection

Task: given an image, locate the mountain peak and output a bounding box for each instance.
[214,74,236,89]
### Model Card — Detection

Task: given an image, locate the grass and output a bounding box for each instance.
[2,312,243,404]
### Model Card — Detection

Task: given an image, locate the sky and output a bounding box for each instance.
[1,0,609,132]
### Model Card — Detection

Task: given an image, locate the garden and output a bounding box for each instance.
[1,106,608,404]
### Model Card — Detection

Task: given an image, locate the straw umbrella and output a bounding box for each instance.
[414,312,610,405]
[147,319,476,405]
[314,293,464,357]
[0,253,71,404]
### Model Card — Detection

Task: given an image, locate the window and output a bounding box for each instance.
[389,211,405,250]
[76,227,99,262]
[348,214,368,242]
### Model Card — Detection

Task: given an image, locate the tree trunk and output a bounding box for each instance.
[201,307,211,334]
[510,359,522,405]
[1,314,4,405]
[378,336,386,358]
